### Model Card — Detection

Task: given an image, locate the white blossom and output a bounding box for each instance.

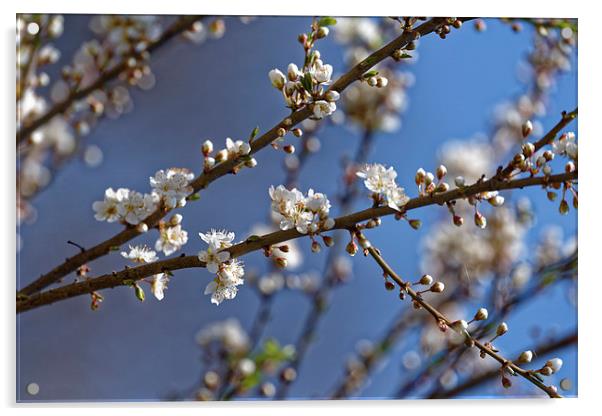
[268,185,333,234]
[204,259,245,305]
[196,318,250,354]
[149,168,194,209]
[552,132,577,160]
[117,189,158,225]
[121,245,158,263]
[151,273,169,300]
[312,100,336,119]
[310,60,333,84]
[92,187,125,222]
[155,224,188,255]
[269,68,286,89]
[356,163,409,210]
[225,137,251,157]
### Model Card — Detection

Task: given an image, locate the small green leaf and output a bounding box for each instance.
[400,52,412,59]
[189,193,200,201]
[246,235,261,242]
[134,284,145,302]
[362,70,379,79]
[250,126,259,140]
[301,72,313,92]
[109,245,121,251]
[318,17,337,27]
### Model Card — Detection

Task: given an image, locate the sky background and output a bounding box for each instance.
[17,15,577,401]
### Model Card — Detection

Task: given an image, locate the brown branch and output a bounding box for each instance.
[17,17,460,297]
[357,232,563,398]
[430,331,577,399]
[497,108,577,178]
[16,15,204,145]
[16,171,576,313]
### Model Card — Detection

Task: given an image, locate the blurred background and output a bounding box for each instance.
[16,15,577,401]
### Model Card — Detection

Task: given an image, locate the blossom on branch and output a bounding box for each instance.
[268,185,334,234]
[356,163,409,210]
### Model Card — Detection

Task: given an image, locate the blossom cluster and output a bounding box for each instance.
[198,229,245,305]
[356,163,410,211]
[268,20,340,119]
[201,137,257,173]
[120,245,170,301]
[92,167,194,225]
[268,185,335,234]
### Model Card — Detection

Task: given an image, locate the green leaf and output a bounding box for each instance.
[109,245,121,251]
[134,284,145,302]
[400,52,412,59]
[189,193,200,201]
[246,235,261,242]
[250,126,259,140]
[318,17,337,27]
[301,72,313,92]
[362,70,379,79]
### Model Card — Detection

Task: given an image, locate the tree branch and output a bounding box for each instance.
[18,17,463,297]
[17,15,204,145]
[17,171,576,313]
[357,232,563,398]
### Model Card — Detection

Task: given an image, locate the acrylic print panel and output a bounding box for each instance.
[16,15,577,401]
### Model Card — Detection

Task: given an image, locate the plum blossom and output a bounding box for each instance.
[312,100,336,119]
[121,245,158,263]
[196,318,250,354]
[552,132,577,160]
[356,163,410,211]
[269,185,334,234]
[150,273,169,300]
[204,259,245,305]
[225,138,251,158]
[117,190,158,225]
[309,60,333,84]
[92,187,126,222]
[155,224,188,255]
[149,168,194,209]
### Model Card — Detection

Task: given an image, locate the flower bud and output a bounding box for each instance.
[317,26,329,38]
[559,199,569,215]
[367,77,378,87]
[474,308,488,321]
[565,161,575,173]
[436,182,450,193]
[245,158,258,168]
[260,382,276,397]
[496,322,508,337]
[545,358,563,373]
[474,212,487,229]
[346,240,358,256]
[204,157,215,169]
[323,217,335,230]
[202,139,214,155]
[277,127,286,137]
[436,165,447,180]
[376,76,388,88]
[408,220,422,230]
[292,128,303,137]
[215,149,228,163]
[283,144,295,154]
[542,165,552,176]
[522,142,535,157]
[415,168,426,185]
[430,281,445,293]
[322,235,334,247]
[522,120,533,138]
[311,241,321,253]
[134,284,145,302]
[238,142,251,155]
[454,176,466,187]
[237,358,256,376]
[287,63,299,81]
[280,367,297,384]
[169,214,183,225]
[274,256,288,269]
[450,319,468,334]
[384,280,395,291]
[424,172,435,186]
[136,222,148,233]
[488,195,505,207]
[420,274,433,285]
[453,215,464,227]
[518,350,533,363]
[268,69,286,89]
[501,376,512,389]
[203,371,220,390]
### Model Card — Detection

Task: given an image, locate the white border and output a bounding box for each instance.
[3,1,601,415]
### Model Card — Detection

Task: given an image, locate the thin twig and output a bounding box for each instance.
[357,231,562,398]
